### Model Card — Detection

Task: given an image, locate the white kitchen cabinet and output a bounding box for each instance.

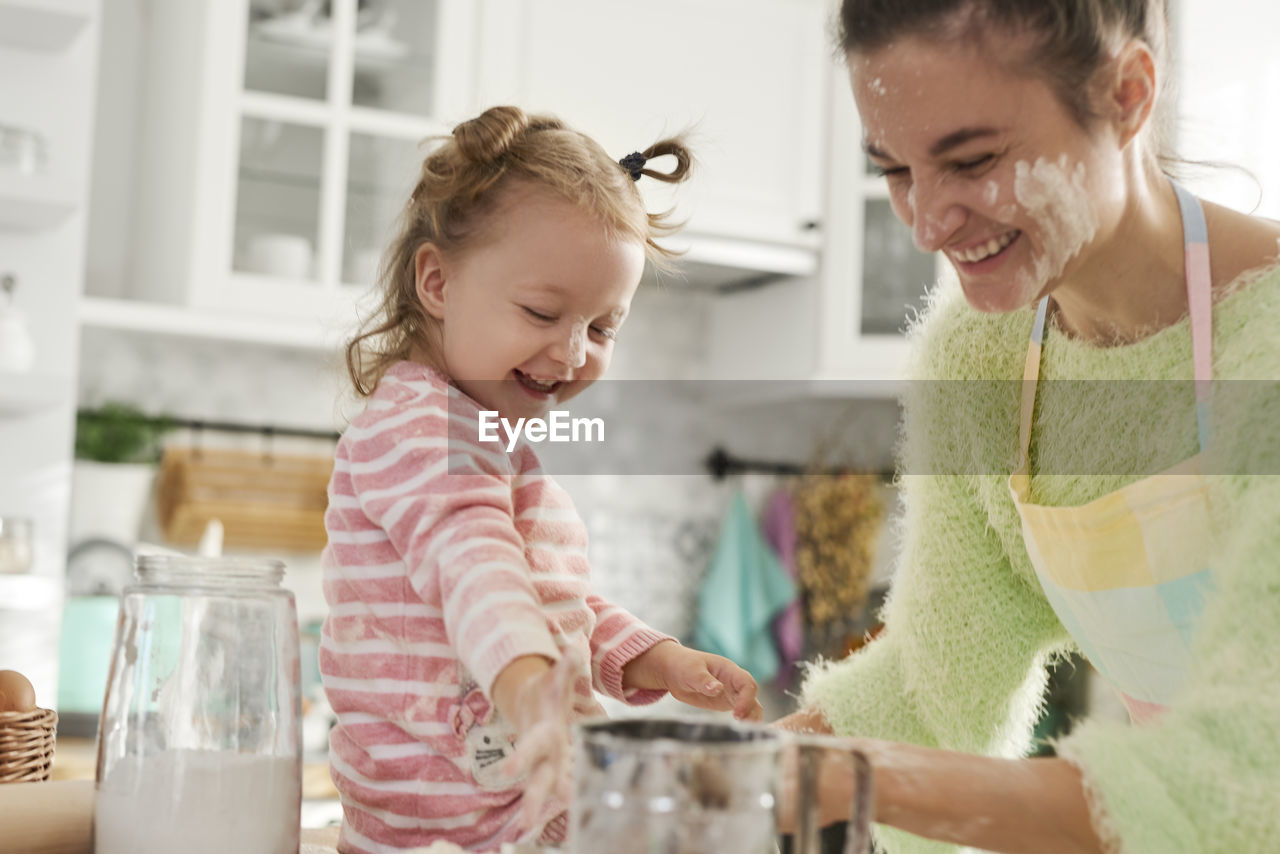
[707,62,942,391]
[112,0,480,329]
[0,0,101,710]
[0,0,93,52]
[0,374,66,416]
[473,0,828,271]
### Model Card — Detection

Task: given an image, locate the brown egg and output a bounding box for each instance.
[0,669,37,712]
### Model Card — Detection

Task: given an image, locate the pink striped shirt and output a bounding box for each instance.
[321,361,669,853]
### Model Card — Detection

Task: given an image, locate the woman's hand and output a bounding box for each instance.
[773,705,835,735]
[623,640,763,721]
[776,737,863,834]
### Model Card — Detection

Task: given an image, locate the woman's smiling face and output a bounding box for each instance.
[851,30,1130,313]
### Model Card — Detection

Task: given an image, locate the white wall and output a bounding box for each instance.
[1175,0,1280,219]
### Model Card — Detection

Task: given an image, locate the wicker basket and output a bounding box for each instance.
[0,708,58,783]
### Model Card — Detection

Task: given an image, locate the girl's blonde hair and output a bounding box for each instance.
[346,105,694,397]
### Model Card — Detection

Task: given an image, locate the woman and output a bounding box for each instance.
[778,2,1280,853]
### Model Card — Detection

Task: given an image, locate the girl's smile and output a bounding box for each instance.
[415,182,645,422]
[512,370,565,398]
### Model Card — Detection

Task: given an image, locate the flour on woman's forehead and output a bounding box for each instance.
[1013,154,1100,300]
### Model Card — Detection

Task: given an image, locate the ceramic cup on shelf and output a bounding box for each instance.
[0,517,33,575]
[244,233,313,279]
[0,124,46,175]
[0,274,35,374]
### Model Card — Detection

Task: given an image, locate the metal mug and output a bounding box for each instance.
[571,718,873,854]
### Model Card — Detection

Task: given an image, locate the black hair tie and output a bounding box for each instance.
[619,152,646,182]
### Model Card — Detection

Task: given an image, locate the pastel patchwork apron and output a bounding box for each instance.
[1008,182,1216,724]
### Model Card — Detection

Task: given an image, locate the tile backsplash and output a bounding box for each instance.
[76,285,902,634]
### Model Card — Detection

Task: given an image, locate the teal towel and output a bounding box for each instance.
[693,492,798,683]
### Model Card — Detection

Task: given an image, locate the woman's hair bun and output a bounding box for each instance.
[451,105,537,165]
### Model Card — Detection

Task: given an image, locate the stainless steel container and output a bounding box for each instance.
[572,718,872,854]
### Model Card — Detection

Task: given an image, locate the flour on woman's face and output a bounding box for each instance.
[850,31,1114,313]
[1012,155,1100,304]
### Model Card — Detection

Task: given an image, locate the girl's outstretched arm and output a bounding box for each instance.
[622,639,764,721]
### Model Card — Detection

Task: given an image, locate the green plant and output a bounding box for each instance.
[74,403,173,464]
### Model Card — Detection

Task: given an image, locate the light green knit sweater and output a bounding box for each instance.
[802,263,1280,854]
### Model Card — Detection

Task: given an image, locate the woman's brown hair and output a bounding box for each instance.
[837,0,1174,163]
[345,105,693,397]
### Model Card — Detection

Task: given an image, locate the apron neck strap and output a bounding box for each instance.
[1016,180,1215,475]
[1171,181,1215,448]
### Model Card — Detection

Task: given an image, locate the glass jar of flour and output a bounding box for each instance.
[94,556,302,854]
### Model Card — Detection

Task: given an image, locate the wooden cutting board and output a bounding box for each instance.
[0,779,93,854]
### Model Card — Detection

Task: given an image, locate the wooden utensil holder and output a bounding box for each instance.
[156,446,333,552]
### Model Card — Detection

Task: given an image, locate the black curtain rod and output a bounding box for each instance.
[169,417,341,442]
[704,446,894,482]
[77,409,341,442]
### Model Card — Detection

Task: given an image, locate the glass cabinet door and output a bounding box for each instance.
[854,151,942,336]
[860,198,938,335]
[343,133,429,286]
[347,0,441,117]
[232,117,325,284]
[243,1,332,101]
[225,0,463,309]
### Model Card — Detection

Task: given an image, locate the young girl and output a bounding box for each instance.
[778,1,1280,853]
[321,105,762,854]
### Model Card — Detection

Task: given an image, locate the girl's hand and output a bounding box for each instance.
[624,640,763,721]
[492,652,581,835]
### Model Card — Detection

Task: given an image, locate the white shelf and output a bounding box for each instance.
[0,372,67,416]
[78,296,341,352]
[348,107,447,142]
[860,177,892,200]
[0,0,92,52]
[239,92,448,142]
[0,172,78,231]
[239,90,330,128]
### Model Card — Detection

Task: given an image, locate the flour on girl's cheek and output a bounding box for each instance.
[1013,155,1100,302]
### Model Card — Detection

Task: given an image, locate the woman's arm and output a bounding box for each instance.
[846,740,1103,854]
[777,711,1102,853]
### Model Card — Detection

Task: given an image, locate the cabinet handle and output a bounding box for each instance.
[801,220,821,232]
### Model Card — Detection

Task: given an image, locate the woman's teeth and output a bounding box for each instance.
[956,231,1017,263]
